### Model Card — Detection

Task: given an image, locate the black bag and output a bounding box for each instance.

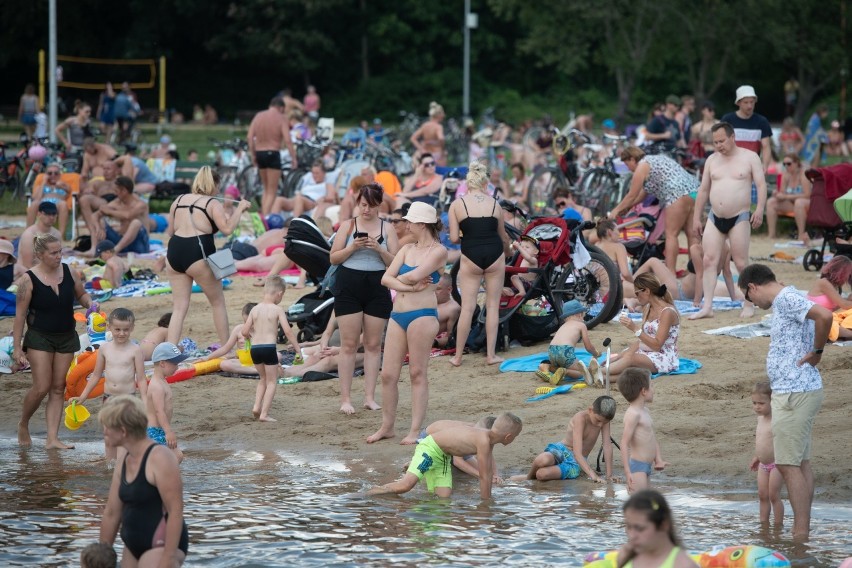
[73,235,92,252]
[224,241,259,260]
[509,311,559,345]
[463,306,509,353]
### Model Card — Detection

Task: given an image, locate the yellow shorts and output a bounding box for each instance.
[406,435,452,492]
[771,389,824,465]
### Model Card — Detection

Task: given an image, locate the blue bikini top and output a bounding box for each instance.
[400,263,441,284]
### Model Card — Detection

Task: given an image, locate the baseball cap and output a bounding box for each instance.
[0,239,16,262]
[665,94,681,106]
[735,85,757,103]
[38,201,58,214]
[402,201,438,224]
[520,234,539,248]
[151,342,189,364]
[602,118,616,130]
[95,240,115,256]
[160,135,172,144]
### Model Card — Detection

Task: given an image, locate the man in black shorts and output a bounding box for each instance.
[247,97,298,216]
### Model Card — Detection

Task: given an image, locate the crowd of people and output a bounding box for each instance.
[5,82,849,567]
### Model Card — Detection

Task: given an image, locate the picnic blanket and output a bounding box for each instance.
[499,349,702,378]
[85,278,233,299]
[617,298,742,322]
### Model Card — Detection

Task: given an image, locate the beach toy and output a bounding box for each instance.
[237,348,253,366]
[64,400,91,430]
[65,350,103,400]
[193,358,222,375]
[527,383,586,402]
[166,367,197,384]
[583,545,790,568]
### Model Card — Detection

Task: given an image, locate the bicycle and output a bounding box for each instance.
[525,128,589,215]
[574,134,633,218]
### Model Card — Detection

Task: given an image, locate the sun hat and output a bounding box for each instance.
[38,201,58,214]
[402,201,438,224]
[735,85,757,103]
[95,240,115,256]
[520,234,539,247]
[160,135,171,144]
[561,299,586,318]
[0,239,16,261]
[152,342,189,364]
[665,94,681,106]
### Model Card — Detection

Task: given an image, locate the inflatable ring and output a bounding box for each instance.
[65,350,103,401]
[584,545,790,568]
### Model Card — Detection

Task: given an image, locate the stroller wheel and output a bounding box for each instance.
[802,249,823,271]
[297,329,315,343]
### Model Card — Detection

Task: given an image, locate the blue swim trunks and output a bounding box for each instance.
[629,459,653,475]
[545,442,582,479]
[548,344,576,369]
[147,426,167,445]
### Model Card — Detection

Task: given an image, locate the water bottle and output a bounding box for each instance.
[277,377,300,385]
[620,305,629,319]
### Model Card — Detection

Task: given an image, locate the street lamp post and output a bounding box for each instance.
[463,1,478,120]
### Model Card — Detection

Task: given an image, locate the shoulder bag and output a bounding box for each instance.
[189,196,237,280]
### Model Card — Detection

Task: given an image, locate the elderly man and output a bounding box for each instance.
[79,137,117,181]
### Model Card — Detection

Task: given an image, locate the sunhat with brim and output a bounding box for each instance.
[402,202,438,224]
[520,235,539,247]
[0,239,16,262]
[561,299,586,318]
[735,85,757,103]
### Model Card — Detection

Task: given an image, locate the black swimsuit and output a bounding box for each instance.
[459,199,503,270]
[167,195,220,273]
[119,444,189,560]
[708,210,750,235]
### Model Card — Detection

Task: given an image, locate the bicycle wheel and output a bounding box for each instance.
[237,165,264,203]
[527,166,565,215]
[282,167,308,198]
[552,250,621,330]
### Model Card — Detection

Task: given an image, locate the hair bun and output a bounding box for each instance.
[656,284,668,297]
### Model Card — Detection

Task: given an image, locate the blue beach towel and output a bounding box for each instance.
[500,348,702,378]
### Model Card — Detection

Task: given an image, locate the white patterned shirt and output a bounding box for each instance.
[767,286,822,393]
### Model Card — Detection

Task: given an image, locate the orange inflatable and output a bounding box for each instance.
[65,350,103,400]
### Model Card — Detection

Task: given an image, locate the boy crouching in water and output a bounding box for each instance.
[70,307,146,460]
[147,342,188,463]
[513,395,616,483]
[242,275,302,422]
[368,412,523,499]
[750,381,784,526]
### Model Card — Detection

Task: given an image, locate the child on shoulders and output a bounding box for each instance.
[537,299,600,386]
[617,367,669,493]
[513,395,616,483]
[750,381,784,527]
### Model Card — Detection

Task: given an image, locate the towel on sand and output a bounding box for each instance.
[499,349,702,378]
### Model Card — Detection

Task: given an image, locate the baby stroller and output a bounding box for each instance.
[282,216,334,342]
[801,164,852,271]
[451,217,621,351]
[615,195,666,271]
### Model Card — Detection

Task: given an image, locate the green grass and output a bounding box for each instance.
[0,190,29,215]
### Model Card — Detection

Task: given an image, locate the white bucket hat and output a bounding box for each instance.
[402,202,438,224]
[735,85,757,103]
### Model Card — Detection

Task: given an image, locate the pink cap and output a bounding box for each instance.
[224,185,240,199]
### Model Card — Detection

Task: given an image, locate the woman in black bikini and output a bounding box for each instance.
[448,160,511,366]
[99,395,188,567]
[165,167,251,345]
[329,183,399,415]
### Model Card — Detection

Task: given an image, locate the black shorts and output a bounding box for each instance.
[23,327,80,354]
[250,344,279,365]
[333,266,392,319]
[255,150,281,170]
[103,193,117,203]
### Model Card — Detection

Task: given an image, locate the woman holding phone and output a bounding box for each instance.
[329,183,399,415]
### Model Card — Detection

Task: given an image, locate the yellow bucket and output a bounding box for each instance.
[237,349,253,366]
[64,401,91,431]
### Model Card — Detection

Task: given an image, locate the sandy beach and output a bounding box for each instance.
[1,222,850,501]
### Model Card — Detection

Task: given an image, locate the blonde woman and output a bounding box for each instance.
[165,167,251,344]
[766,153,812,245]
[449,160,510,366]
[367,202,447,444]
[410,102,446,165]
[13,233,97,449]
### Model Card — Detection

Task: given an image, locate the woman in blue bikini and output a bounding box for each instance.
[367,202,447,445]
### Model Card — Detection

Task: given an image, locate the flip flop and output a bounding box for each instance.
[535,369,554,383]
[549,367,566,386]
[301,371,337,382]
[586,359,600,387]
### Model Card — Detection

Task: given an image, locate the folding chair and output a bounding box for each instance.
[28,172,82,240]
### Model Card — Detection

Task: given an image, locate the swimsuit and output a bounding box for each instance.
[805,293,836,310]
[411,175,440,205]
[638,306,680,374]
[41,185,68,205]
[334,219,392,318]
[405,435,453,492]
[548,344,576,368]
[119,444,189,560]
[390,309,439,332]
[624,546,681,568]
[399,262,441,285]
[640,155,698,207]
[147,426,167,445]
[759,462,776,474]
[459,199,503,270]
[249,344,279,365]
[167,195,219,273]
[708,210,750,235]
[255,150,281,170]
[544,442,582,479]
[629,459,653,475]
[22,264,81,354]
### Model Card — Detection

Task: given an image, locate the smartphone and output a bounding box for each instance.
[353,231,368,239]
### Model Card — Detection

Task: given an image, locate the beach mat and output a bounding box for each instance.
[499,349,702,378]
[236,268,301,277]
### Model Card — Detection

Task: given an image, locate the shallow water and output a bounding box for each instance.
[0,438,849,567]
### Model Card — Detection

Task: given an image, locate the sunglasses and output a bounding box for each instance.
[555,201,568,208]
[422,161,435,167]
[47,171,61,175]
[389,219,405,224]
[783,161,794,166]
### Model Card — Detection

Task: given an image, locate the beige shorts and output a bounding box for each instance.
[771,389,824,466]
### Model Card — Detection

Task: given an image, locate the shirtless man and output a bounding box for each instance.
[410,103,446,165]
[280,88,304,117]
[247,96,297,216]
[690,122,766,320]
[435,274,460,348]
[79,160,121,241]
[88,176,150,256]
[79,137,117,182]
[17,202,62,269]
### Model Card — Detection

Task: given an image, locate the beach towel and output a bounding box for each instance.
[499,349,702,378]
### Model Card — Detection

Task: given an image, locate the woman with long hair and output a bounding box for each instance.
[617,490,697,568]
[165,166,251,345]
[449,160,510,366]
[805,255,852,341]
[329,182,399,414]
[766,153,812,245]
[367,202,447,444]
[13,233,97,449]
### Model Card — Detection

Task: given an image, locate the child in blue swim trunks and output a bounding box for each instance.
[368,413,523,499]
[537,299,601,386]
[617,367,669,493]
[513,396,617,483]
[146,342,188,463]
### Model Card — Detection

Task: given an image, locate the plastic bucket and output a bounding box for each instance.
[237,349,253,366]
[64,401,91,430]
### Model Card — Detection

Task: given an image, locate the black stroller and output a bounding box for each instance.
[282,216,335,342]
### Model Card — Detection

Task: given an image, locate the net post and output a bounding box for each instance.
[159,56,166,124]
